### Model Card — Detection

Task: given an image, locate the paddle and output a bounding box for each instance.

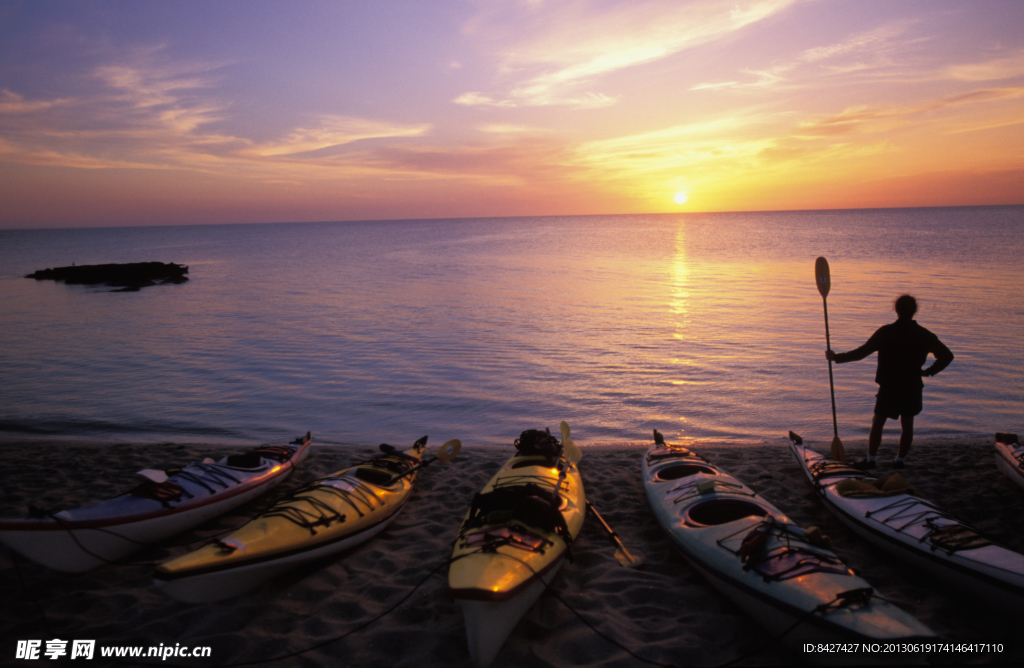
[586,501,645,568]
[384,438,462,482]
[559,422,644,568]
[815,257,845,463]
[559,421,583,466]
[550,422,580,504]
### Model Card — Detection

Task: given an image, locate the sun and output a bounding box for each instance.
[673,191,689,205]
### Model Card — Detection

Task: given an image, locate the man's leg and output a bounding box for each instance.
[898,413,914,459]
[868,413,886,457]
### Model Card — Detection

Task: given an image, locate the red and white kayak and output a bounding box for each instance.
[0,433,313,573]
[789,432,1024,614]
[995,432,1024,493]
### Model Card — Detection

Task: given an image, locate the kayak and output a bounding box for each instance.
[155,436,459,603]
[643,430,933,647]
[448,424,585,668]
[995,432,1024,492]
[0,433,313,573]
[155,437,454,602]
[789,432,1024,614]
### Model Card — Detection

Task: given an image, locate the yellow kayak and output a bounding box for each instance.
[156,436,458,603]
[449,423,585,668]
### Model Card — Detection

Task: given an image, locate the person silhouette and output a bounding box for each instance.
[825,295,953,469]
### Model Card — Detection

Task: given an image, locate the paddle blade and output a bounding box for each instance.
[436,439,461,463]
[830,434,846,463]
[560,421,583,464]
[788,431,803,446]
[815,257,831,298]
[614,546,646,568]
[653,429,665,445]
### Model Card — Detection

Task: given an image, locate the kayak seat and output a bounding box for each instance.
[225,452,266,469]
[353,467,396,486]
[645,448,704,466]
[655,464,716,481]
[687,499,768,527]
[247,445,297,462]
[365,453,419,476]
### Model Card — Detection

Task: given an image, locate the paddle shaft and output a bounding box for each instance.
[587,502,622,546]
[586,501,643,566]
[389,456,439,483]
[822,297,840,439]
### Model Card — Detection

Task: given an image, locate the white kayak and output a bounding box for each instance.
[789,432,1024,614]
[644,430,933,649]
[995,432,1024,492]
[0,433,313,573]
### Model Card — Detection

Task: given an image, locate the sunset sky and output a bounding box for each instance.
[1,0,1022,228]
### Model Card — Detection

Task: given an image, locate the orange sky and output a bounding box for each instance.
[1,0,1022,228]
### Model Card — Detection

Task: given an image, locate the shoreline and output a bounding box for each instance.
[2,438,1022,666]
[0,430,1000,450]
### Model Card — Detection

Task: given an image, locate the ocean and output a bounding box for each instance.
[0,206,1020,448]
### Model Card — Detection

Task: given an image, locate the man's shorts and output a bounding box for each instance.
[874,386,923,420]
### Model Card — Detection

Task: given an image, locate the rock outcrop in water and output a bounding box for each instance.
[25,262,189,292]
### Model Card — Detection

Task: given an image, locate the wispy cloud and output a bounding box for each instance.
[250,116,430,158]
[690,23,915,91]
[796,87,1024,137]
[456,0,796,107]
[353,139,578,185]
[945,50,1024,82]
[0,89,71,115]
[0,58,433,179]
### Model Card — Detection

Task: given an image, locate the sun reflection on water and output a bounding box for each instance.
[670,222,690,339]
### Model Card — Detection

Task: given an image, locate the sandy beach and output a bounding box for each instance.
[2,436,1023,666]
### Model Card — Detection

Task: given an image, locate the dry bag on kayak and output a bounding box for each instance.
[514,428,562,458]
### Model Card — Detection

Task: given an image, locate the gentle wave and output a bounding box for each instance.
[0,207,1021,447]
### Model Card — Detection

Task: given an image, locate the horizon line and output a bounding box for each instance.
[2,202,1022,233]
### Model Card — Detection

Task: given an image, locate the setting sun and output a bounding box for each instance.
[1,1,1022,227]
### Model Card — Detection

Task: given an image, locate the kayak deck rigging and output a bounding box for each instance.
[715,518,850,582]
[457,479,574,553]
[461,526,552,555]
[859,495,994,554]
[667,478,755,506]
[130,464,242,506]
[805,460,874,490]
[257,451,421,535]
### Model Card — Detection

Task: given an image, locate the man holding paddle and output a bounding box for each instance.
[826,295,954,470]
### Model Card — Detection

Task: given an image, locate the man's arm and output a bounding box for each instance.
[923,338,954,377]
[827,330,880,364]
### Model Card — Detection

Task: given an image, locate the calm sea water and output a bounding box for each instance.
[0,207,1021,448]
